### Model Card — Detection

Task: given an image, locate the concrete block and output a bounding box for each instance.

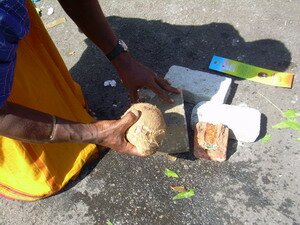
[139,89,189,153]
[164,65,232,104]
[191,101,261,142]
[194,122,229,162]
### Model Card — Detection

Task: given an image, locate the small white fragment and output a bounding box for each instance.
[110,80,117,87]
[47,7,54,15]
[103,80,117,87]
[291,95,298,104]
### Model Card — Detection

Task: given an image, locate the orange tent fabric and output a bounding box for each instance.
[0,1,98,201]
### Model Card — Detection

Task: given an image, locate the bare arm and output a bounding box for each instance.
[0,102,143,155]
[58,0,179,102]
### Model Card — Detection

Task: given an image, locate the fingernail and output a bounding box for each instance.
[130,109,140,117]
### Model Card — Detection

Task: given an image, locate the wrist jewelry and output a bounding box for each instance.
[49,115,57,141]
[106,39,128,61]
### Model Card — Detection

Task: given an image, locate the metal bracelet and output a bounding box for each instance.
[49,115,57,141]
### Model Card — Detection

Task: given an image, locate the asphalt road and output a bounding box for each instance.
[0,0,299,224]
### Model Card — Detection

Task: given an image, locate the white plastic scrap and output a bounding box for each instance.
[104,80,117,87]
[47,7,54,15]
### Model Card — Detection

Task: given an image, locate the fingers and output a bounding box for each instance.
[156,77,180,94]
[121,142,147,157]
[149,82,174,103]
[129,89,139,103]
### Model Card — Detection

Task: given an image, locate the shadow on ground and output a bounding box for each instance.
[70,17,291,119]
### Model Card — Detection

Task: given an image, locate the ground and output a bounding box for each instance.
[1,0,299,224]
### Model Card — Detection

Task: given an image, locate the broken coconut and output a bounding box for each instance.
[124,103,167,156]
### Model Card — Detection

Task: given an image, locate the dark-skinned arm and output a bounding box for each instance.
[0,102,143,156]
[58,0,179,103]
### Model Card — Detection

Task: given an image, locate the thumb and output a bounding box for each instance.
[120,109,140,131]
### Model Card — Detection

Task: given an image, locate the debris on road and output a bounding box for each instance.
[209,55,294,88]
[106,220,114,225]
[45,18,66,28]
[173,189,195,200]
[164,169,179,178]
[261,134,272,144]
[103,80,117,87]
[68,50,75,55]
[170,185,187,192]
[47,7,54,15]
[166,154,177,161]
[35,7,42,16]
[194,122,229,162]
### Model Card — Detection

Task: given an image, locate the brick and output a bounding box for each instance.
[191,101,261,142]
[164,65,232,104]
[194,122,229,162]
[139,89,189,153]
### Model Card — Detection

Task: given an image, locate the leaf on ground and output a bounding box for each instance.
[107,220,114,225]
[45,18,66,29]
[164,169,179,178]
[170,185,187,192]
[173,189,195,200]
[282,109,300,119]
[261,134,272,143]
[272,120,300,131]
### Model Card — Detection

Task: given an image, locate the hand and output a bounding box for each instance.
[112,53,180,103]
[92,110,145,156]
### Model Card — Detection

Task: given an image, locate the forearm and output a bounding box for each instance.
[58,0,117,54]
[0,102,99,144]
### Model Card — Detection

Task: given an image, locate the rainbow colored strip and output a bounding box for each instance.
[209,56,294,88]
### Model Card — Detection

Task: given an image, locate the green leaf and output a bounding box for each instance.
[261,134,272,143]
[272,121,290,129]
[164,169,179,178]
[282,109,300,119]
[173,189,195,200]
[272,120,300,131]
[285,120,300,130]
[106,220,114,225]
[296,138,300,142]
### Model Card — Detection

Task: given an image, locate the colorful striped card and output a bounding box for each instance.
[209,56,294,88]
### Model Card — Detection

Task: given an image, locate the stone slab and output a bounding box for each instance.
[139,89,189,153]
[164,65,232,104]
[191,101,261,142]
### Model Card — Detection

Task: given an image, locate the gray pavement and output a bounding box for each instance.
[1,0,300,224]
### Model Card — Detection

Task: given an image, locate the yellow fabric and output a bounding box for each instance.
[0,1,98,201]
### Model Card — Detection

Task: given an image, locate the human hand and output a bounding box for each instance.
[92,110,145,156]
[112,53,180,103]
